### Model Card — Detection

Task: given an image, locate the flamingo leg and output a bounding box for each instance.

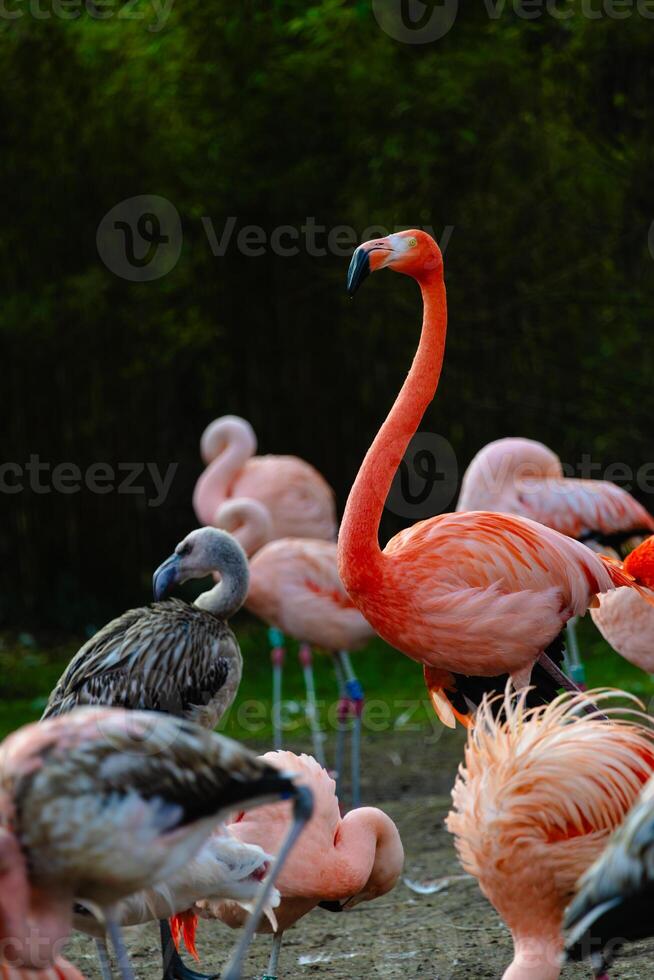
[105,909,135,980]
[159,919,220,980]
[332,653,347,801]
[564,616,586,688]
[299,643,326,767]
[339,651,364,809]
[269,628,285,751]
[262,931,285,980]
[221,787,314,980]
[95,938,113,980]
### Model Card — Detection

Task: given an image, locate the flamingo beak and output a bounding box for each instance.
[152,553,181,601]
[347,242,394,296]
[346,246,371,296]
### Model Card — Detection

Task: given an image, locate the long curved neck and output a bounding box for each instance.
[339,270,447,588]
[195,565,249,620]
[333,807,402,902]
[193,428,253,527]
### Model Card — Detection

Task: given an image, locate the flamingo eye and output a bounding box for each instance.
[408,237,417,247]
[177,542,192,557]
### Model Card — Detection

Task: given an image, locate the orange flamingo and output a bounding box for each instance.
[591,536,654,676]
[447,688,654,980]
[192,415,337,550]
[339,230,654,726]
[171,751,403,979]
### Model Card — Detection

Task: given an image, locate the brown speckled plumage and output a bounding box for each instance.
[0,708,294,908]
[42,599,242,730]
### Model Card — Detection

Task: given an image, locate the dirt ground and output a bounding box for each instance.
[64,728,654,979]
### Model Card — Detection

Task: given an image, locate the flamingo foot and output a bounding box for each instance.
[160,920,219,980]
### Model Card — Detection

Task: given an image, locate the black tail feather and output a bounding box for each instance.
[448,632,567,719]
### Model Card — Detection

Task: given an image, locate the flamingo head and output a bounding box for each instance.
[153,527,249,601]
[346,229,442,296]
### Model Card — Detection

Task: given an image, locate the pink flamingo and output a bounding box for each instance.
[171,750,403,979]
[239,504,375,805]
[193,418,344,758]
[457,437,654,683]
[591,536,654,676]
[0,707,312,980]
[339,230,654,726]
[457,437,653,545]
[192,415,337,549]
[447,688,654,980]
[0,960,87,980]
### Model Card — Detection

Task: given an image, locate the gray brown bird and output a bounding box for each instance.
[0,708,312,980]
[565,771,654,977]
[43,528,249,729]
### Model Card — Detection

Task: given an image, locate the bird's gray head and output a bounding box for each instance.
[152,527,250,619]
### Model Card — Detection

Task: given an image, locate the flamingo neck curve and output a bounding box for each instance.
[193,419,255,526]
[338,269,447,591]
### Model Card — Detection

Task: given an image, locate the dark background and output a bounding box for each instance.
[3,0,654,630]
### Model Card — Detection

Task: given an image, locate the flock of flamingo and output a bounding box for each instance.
[4,229,654,980]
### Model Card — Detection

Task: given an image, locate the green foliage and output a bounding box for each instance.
[2,616,652,742]
[2,3,654,626]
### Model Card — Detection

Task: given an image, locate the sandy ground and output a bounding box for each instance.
[64,728,654,979]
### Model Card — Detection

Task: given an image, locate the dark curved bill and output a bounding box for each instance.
[346,246,371,296]
[152,553,181,601]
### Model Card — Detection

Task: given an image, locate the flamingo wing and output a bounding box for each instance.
[510,477,654,541]
[42,600,237,721]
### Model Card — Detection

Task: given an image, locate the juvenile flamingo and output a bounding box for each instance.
[193,415,337,547]
[0,708,312,980]
[565,768,654,974]
[457,437,654,681]
[171,750,403,979]
[43,528,248,729]
[591,536,654,677]
[447,688,654,980]
[339,230,654,726]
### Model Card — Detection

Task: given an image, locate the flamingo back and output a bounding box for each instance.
[227,751,340,899]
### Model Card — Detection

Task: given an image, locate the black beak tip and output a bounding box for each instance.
[346,247,370,297]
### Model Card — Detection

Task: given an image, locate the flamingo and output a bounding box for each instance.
[170,750,403,979]
[564,768,654,975]
[192,415,337,548]
[590,535,654,677]
[193,419,348,761]
[43,528,248,729]
[339,229,654,727]
[457,437,654,681]
[0,961,87,980]
[0,708,313,980]
[74,827,280,975]
[447,688,654,980]
[240,510,375,805]
[457,437,654,547]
